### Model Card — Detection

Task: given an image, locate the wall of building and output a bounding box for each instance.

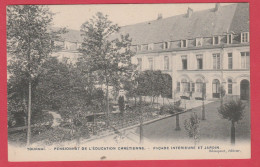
[132,45,250,100]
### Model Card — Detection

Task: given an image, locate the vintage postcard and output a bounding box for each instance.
[6,3,250,161]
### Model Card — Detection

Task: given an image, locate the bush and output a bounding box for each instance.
[159,105,175,115]
[32,127,74,145]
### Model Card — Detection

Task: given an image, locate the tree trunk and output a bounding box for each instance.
[202,100,205,120]
[140,121,143,144]
[106,80,110,127]
[231,121,235,145]
[139,95,143,144]
[157,97,159,109]
[26,81,32,146]
[175,114,181,131]
[93,110,96,135]
[23,90,28,126]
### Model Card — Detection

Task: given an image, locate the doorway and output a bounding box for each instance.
[212,79,220,98]
[240,79,250,100]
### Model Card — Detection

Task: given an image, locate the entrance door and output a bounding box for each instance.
[240,79,250,100]
[212,79,220,98]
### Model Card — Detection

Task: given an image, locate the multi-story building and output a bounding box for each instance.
[123,3,250,100]
[57,3,250,100]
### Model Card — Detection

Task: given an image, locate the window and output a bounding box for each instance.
[213,36,219,45]
[177,82,181,92]
[181,79,189,92]
[191,83,195,92]
[196,38,203,47]
[137,58,142,70]
[181,40,188,48]
[228,79,232,94]
[241,51,250,69]
[228,53,233,69]
[137,45,141,51]
[241,32,249,43]
[196,79,203,93]
[148,58,153,70]
[142,45,148,51]
[227,34,233,44]
[196,54,203,69]
[181,55,188,70]
[148,43,154,50]
[164,56,169,70]
[163,42,170,49]
[213,53,221,69]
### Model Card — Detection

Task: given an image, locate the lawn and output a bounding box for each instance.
[135,100,250,144]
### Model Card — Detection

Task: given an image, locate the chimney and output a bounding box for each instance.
[214,3,220,12]
[187,7,193,18]
[157,13,163,20]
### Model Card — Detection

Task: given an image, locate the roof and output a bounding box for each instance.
[60,3,249,45]
[114,3,249,45]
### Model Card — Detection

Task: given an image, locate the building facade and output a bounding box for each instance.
[125,3,250,100]
[56,3,250,100]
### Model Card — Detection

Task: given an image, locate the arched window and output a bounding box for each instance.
[228,79,232,94]
[196,79,203,92]
[181,78,189,92]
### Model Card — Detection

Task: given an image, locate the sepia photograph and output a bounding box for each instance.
[6,3,250,161]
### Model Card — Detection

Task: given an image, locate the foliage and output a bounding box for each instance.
[32,128,75,145]
[218,100,245,122]
[184,112,200,145]
[159,105,175,115]
[129,70,172,102]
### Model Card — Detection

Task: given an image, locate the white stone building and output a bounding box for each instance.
[123,3,250,100]
[56,3,250,100]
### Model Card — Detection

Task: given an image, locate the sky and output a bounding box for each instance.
[48,3,233,30]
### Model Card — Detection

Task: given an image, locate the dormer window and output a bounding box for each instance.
[213,36,220,45]
[148,43,154,50]
[163,42,170,50]
[227,34,233,44]
[181,40,188,48]
[196,38,203,47]
[241,32,249,43]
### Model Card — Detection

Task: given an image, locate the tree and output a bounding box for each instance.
[184,112,200,145]
[218,100,245,145]
[79,12,134,127]
[7,5,66,145]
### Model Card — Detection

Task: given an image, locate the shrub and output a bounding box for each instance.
[184,112,200,145]
[159,105,175,115]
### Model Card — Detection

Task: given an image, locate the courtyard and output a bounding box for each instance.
[135,100,250,144]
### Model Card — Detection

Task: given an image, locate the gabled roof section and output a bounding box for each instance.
[114,3,248,45]
[58,3,249,45]
[229,3,249,33]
